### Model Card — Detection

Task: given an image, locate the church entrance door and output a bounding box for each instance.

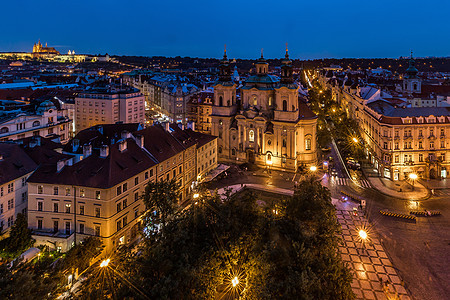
[246,149,255,163]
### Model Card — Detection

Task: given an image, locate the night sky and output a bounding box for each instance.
[2,0,449,59]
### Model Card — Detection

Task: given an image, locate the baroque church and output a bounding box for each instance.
[211,48,317,171]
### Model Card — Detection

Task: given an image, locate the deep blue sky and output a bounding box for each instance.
[1,0,449,59]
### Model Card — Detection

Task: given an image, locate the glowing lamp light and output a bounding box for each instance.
[267,160,272,165]
[310,166,317,172]
[409,173,418,180]
[231,276,239,287]
[359,230,368,240]
[100,258,110,268]
[352,137,359,143]
[193,193,199,199]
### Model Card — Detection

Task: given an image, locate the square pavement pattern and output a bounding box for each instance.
[336,210,411,300]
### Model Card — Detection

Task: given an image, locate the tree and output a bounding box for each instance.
[6,213,34,254]
[63,236,103,274]
[142,179,181,229]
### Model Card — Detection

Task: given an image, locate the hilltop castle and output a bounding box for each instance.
[32,39,60,57]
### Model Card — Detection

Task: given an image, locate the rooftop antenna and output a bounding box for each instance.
[223,44,227,60]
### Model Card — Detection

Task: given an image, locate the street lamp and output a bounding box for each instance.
[409,173,418,190]
[231,276,239,287]
[100,258,110,268]
[359,229,367,240]
[352,137,359,143]
[193,193,199,199]
[310,165,317,172]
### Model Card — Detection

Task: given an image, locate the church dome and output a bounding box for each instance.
[37,100,57,115]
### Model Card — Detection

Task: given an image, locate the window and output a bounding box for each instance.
[53,187,58,195]
[65,222,71,235]
[282,100,287,111]
[65,203,71,213]
[123,199,128,208]
[135,209,139,219]
[135,177,139,185]
[419,141,423,149]
[95,225,100,236]
[65,187,71,196]
[37,219,43,230]
[145,171,149,180]
[123,183,128,192]
[80,189,85,197]
[117,186,122,196]
[7,199,14,210]
[21,177,26,187]
[441,129,445,136]
[282,139,287,148]
[0,187,2,197]
[253,96,257,106]
[116,220,122,231]
[117,202,122,212]
[419,129,423,137]
[394,155,399,163]
[0,204,2,214]
[95,191,101,200]
[53,220,58,233]
[150,169,154,177]
[21,192,26,203]
[95,207,101,218]
[430,129,434,137]
[394,142,399,150]
[383,142,388,149]
[249,130,255,142]
[80,205,85,215]
[282,155,287,163]
[53,202,59,213]
[430,141,434,149]
[38,201,43,211]
[219,96,223,106]
[134,192,139,202]
[7,216,13,228]
[32,120,40,127]
[268,96,272,106]
[0,127,8,133]
[305,136,312,151]
[79,223,85,234]
[7,183,14,193]
[123,216,128,227]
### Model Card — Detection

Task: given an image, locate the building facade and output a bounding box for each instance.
[211,50,317,171]
[75,88,145,133]
[27,123,217,252]
[0,100,71,143]
[0,144,37,235]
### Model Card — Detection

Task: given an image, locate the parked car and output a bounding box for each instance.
[330,168,338,177]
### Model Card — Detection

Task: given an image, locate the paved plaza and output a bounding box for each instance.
[336,209,411,300]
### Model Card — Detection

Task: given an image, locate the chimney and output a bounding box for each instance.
[83,144,92,158]
[121,130,130,140]
[119,140,127,152]
[100,145,109,158]
[72,139,80,152]
[57,160,65,172]
[135,135,144,148]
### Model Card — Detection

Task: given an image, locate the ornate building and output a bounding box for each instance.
[211,48,317,171]
[32,40,60,58]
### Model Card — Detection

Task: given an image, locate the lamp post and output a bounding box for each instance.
[409,173,418,191]
[310,165,317,172]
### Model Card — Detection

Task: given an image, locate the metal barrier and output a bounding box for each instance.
[410,211,441,217]
[380,210,416,221]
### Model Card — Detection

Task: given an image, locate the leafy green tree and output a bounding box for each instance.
[63,236,103,274]
[142,179,181,229]
[6,213,34,254]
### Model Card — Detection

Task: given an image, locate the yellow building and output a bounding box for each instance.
[27,123,217,252]
[211,49,317,171]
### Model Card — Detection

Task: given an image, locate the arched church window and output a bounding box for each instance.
[305,135,312,151]
[32,121,40,127]
[1,127,9,133]
[267,153,272,162]
[268,96,272,106]
[282,100,287,111]
[413,83,417,91]
[253,96,257,106]
[231,148,236,156]
[249,130,255,142]
[219,96,223,106]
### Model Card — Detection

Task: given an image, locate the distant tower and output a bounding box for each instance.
[255,49,268,74]
[280,44,294,84]
[403,51,421,94]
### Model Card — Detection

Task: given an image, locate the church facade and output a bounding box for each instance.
[211,49,317,172]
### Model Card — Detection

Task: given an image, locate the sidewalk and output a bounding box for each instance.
[336,209,411,300]
[419,178,450,190]
[367,177,429,200]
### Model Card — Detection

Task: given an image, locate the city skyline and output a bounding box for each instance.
[1,0,449,59]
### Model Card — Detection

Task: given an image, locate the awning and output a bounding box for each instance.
[202,164,230,182]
